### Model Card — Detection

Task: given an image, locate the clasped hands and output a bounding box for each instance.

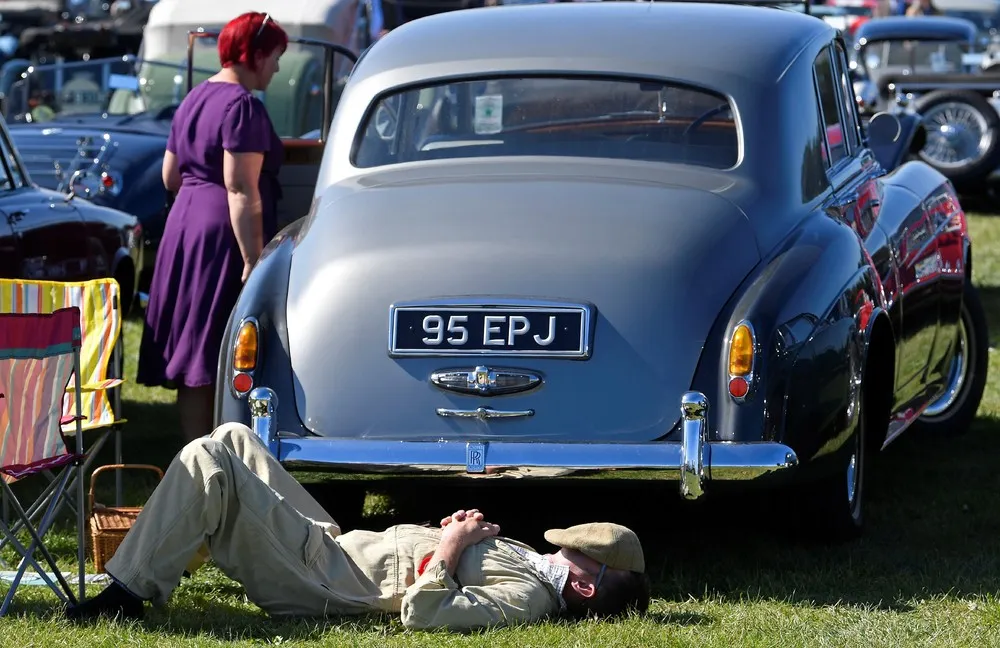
[438,508,501,549]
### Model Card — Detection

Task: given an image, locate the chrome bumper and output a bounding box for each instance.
[247,388,799,500]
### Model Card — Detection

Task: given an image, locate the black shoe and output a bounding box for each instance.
[65,581,145,622]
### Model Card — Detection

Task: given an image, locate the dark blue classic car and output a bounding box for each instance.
[217,2,987,540]
[0,109,143,310]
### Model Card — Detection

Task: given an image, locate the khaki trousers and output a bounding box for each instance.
[105,423,383,616]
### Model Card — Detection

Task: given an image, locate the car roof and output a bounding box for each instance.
[854,15,978,42]
[353,2,835,89]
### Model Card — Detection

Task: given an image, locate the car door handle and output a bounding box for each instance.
[7,209,26,222]
[436,407,535,420]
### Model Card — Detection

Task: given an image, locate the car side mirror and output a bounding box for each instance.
[866,112,901,148]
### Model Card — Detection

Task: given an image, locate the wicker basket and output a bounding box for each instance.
[89,463,164,574]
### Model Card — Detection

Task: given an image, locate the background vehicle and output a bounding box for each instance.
[0,0,362,292]
[217,2,989,539]
[13,0,154,64]
[850,16,1000,189]
[0,110,143,313]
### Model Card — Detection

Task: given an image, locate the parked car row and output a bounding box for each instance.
[850,15,1000,190]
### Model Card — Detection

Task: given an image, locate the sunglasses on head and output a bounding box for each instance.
[255,13,271,40]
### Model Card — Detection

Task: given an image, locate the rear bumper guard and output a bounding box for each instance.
[246,388,799,500]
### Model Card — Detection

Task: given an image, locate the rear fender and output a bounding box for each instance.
[688,211,871,448]
[213,216,305,429]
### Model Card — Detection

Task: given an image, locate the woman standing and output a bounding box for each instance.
[137,12,288,442]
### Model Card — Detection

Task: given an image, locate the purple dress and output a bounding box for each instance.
[137,81,282,389]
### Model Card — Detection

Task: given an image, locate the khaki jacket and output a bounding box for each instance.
[331,523,563,630]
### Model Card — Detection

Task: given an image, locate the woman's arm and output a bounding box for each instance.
[162,150,181,192]
[223,150,265,280]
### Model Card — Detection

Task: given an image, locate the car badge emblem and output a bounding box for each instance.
[431,365,542,396]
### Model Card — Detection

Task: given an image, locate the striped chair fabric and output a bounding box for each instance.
[0,279,124,434]
[0,308,83,483]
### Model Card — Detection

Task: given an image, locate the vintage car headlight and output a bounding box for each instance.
[727,320,757,402]
[231,316,259,398]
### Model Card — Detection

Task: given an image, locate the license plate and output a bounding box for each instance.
[389,303,591,358]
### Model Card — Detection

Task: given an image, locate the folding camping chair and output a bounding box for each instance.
[0,307,88,615]
[0,279,127,567]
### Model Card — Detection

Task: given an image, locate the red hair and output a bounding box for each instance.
[217,11,289,71]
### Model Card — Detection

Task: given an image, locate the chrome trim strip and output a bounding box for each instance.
[436,406,535,419]
[387,297,595,359]
[247,387,799,498]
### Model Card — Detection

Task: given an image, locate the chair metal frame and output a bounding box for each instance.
[0,307,89,614]
[0,279,126,579]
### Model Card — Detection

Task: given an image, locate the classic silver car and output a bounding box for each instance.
[215,1,988,540]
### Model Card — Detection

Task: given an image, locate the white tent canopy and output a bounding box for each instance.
[141,0,362,61]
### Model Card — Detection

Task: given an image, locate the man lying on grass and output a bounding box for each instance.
[67,423,650,630]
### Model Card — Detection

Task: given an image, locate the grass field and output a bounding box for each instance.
[4,214,1000,646]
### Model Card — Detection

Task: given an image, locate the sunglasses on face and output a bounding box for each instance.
[594,564,607,591]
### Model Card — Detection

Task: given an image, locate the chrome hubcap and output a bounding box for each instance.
[921,102,993,168]
[923,318,969,418]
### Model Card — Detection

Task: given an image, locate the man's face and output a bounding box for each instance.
[548,548,599,576]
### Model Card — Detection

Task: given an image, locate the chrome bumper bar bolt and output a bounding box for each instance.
[679,391,708,500]
[248,387,280,456]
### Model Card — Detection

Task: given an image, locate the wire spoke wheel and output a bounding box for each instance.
[920,101,993,169]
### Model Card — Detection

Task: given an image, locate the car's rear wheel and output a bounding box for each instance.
[789,389,867,544]
[912,280,989,436]
[813,414,866,542]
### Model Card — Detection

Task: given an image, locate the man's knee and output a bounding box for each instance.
[177,437,232,472]
[209,422,254,445]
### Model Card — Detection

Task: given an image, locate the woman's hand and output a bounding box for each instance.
[242,260,256,283]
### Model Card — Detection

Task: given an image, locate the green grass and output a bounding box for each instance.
[5,215,1000,645]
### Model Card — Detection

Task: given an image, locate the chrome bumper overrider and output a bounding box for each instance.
[246,388,799,500]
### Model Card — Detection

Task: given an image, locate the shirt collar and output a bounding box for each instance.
[503,542,570,610]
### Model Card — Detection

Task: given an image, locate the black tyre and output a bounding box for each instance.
[913,90,1000,189]
[807,406,866,543]
[912,281,989,436]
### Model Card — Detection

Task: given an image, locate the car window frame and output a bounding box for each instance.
[832,40,863,156]
[351,73,742,171]
[812,44,849,171]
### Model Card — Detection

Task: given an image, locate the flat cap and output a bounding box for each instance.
[544,522,645,573]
